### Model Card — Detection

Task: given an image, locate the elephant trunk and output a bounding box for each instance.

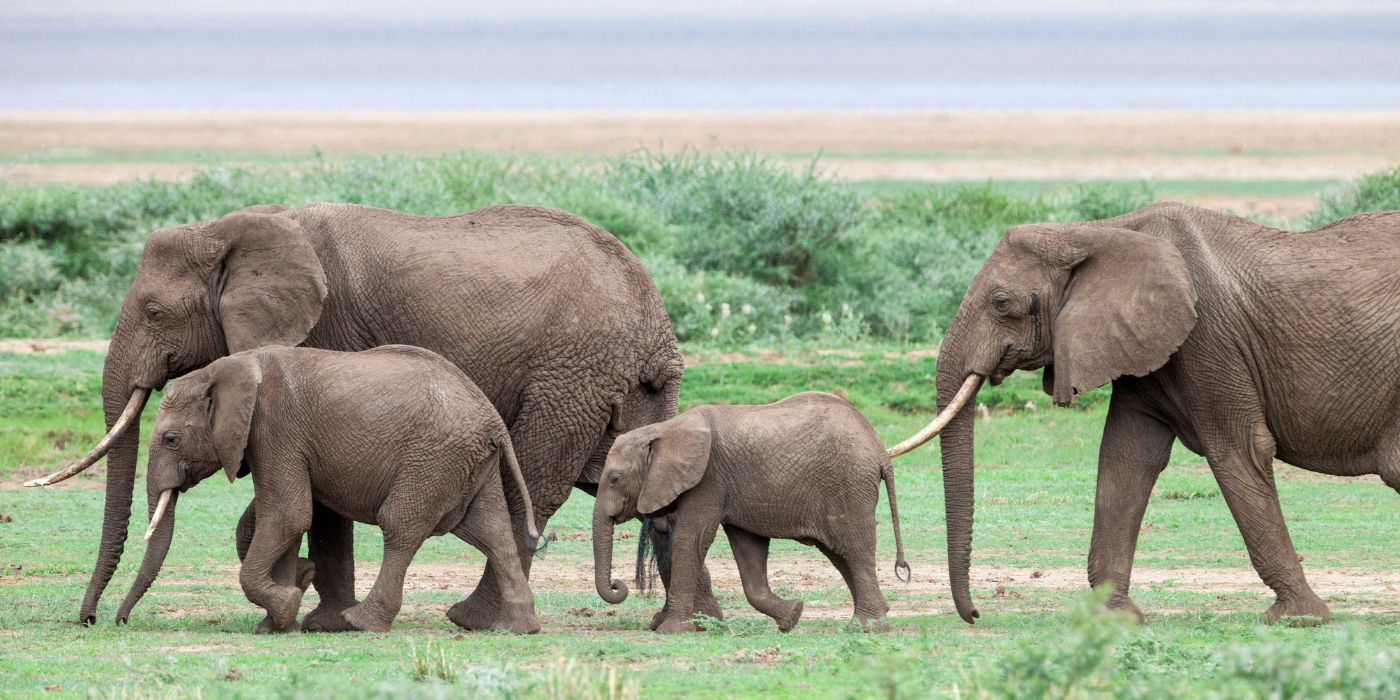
[937,337,982,624]
[593,507,628,604]
[80,338,152,624]
[115,489,178,623]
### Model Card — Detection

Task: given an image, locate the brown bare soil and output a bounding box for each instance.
[153,553,1400,624]
[4,110,1398,216]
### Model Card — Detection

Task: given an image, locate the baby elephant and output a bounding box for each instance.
[132,345,541,634]
[593,392,909,632]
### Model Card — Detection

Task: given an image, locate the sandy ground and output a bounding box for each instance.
[141,555,1400,625]
[4,110,1400,216]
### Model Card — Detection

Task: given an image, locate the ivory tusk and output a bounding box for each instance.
[887,374,983,458]
[25,389,150,487]
[144,490,173,541]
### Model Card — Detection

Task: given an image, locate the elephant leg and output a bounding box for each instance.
[241,497,312,634]
[451,388,598,624]
[817,542,888,632]
[724,525,802,632]
[238,501,318,632]
[449,474,540,634]
[302,502,359,633]
[654,507,721,633]
[649,523,723,630]
[1207,415,1329,623]
[1087,391,1175,622]
[340,507,430,633]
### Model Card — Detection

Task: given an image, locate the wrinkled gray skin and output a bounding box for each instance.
[931,203,1400,624]
[68,202,723,628]
[126,345,541,634]
[593,393,909,633]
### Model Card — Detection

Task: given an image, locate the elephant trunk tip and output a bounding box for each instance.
[956,600,980,625]
[600,579,629,605]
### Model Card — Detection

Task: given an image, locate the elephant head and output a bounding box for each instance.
[114,354,262,621]
[889,221,1197,623]
[25,204,326,624]
[593,411,712,605]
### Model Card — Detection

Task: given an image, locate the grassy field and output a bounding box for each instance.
[5,348,1400,698]
[5,146,1400,697]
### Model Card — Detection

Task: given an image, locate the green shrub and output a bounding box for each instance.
[1306,166,1400,227]
[605,151,864,286]
[1212,626,1400,700]
[7,152,1389,345]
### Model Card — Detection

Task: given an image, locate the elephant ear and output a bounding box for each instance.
[1017,225,1197,406]
[205,354,263,482]
[204,212,327,353]
[637,412,713,515]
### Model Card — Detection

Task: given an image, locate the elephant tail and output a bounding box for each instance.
[881,460,911,583]
[496,433,548,553]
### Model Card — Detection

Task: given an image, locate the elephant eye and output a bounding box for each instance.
[144,305,164,322]
[162,432,181,450]
[609,473,620,484]
[991,292,1012,314]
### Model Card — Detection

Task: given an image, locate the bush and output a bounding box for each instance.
[605,151,864,286]
[8,152,1389,345]
[1306,166,1400,227]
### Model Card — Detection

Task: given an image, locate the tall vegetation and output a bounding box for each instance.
[4,152,1393,343]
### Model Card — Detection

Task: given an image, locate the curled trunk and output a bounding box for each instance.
[593,508,628,604]
[115,490,178,623]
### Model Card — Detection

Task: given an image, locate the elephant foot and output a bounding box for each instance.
[771,600,804,633]
[696,591,724,621]
[302,602,361,633]
[1104,593,1146,624]
[1264,592,1331,625]
[655,617,700,634]
[254,585,303,634]
[341,601,394,633]
[853,615,892,633]
[295,558,316,592]
[447,598,499,631]
[650,601,722,631]
[447,594,539,634]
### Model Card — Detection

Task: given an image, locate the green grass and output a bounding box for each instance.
[5,348,1400,698]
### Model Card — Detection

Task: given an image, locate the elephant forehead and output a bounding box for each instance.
[141,226,219,268]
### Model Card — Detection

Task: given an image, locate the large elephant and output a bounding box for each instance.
[891,203,1400,624]
[27,202,723,628]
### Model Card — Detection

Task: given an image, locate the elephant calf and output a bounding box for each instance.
[132,345,542,634]
[593,392,909,632]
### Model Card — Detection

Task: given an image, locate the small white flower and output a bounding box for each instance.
[705,303,713,312]
[720,303,731,319]
[746,323,757,334]
[841,303,853,317]
[709,327,720,337]
[821,312,833,325]
[696,292,706,304]
[783,314,793,326]
[741,303,755,315]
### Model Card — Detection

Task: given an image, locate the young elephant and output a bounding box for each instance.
[593,392,909,632]
[135,344,542,634]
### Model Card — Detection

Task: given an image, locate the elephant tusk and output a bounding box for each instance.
[25,388,150,487]
[144,490,173,541]
[887,374,982,458]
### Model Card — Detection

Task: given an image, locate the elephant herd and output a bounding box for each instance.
[25,200,1400,633]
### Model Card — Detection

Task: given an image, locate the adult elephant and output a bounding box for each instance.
[27,202,724,628]
[890,203,1400,624]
